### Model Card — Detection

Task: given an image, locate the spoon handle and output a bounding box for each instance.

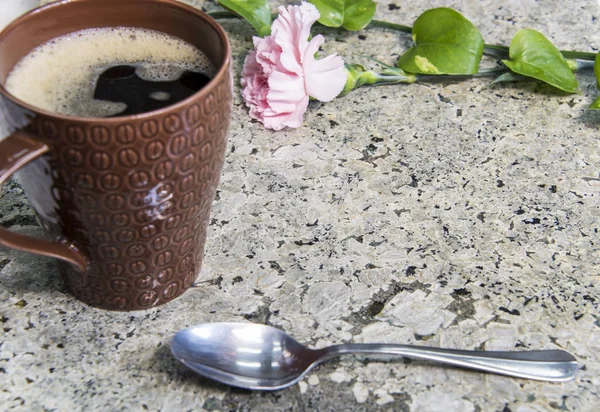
[321,344,577,382]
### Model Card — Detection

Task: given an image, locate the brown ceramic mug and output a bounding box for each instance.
[0,0,232,310]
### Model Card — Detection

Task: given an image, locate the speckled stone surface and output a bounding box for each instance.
[1,0,599,410]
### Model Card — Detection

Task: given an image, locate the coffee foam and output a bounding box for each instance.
[5,27,216,117]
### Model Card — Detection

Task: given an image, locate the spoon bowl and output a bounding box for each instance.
[171,322,578,390]
[171,322,322,390]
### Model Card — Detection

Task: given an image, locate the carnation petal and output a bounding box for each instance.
[267,70,307,113]
[241,50,260,82]
[241,49,271,121]
[303,36,346,102]
[272,2,320,63]
[263,95,309,130]
[254,36,284,74]
[279,49,303,75]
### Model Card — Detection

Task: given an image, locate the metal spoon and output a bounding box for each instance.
[171,322,577,390]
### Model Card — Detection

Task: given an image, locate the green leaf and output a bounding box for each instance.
[595,52,600,87]
[589,96,600,110]
[490,71,527,86]
[397,8,484,75]
[218,0,271,36]
[589,53,600,109]
[502,29,578,93]
[311,0,376,31]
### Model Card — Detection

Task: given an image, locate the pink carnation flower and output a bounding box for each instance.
[241,1,346,130]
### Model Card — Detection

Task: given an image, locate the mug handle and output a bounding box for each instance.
[0,130,88,271]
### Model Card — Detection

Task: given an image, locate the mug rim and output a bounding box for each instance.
[0,0,232,124]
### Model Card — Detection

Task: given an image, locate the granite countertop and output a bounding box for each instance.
[1,0,599,410]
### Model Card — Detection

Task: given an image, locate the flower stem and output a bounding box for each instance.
[208,11,597,62]
[481,44,596,61]
[560,51,597,60]
[207,11,238,20]
[368,20,596,62]
[367,19,412,34]
[482,44,509,58]
[416,67,509,82]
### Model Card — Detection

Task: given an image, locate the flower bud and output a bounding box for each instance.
[339,63,417,96]
[340,64,378,96]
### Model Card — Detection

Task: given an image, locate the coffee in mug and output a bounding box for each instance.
[5,27,215,117]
